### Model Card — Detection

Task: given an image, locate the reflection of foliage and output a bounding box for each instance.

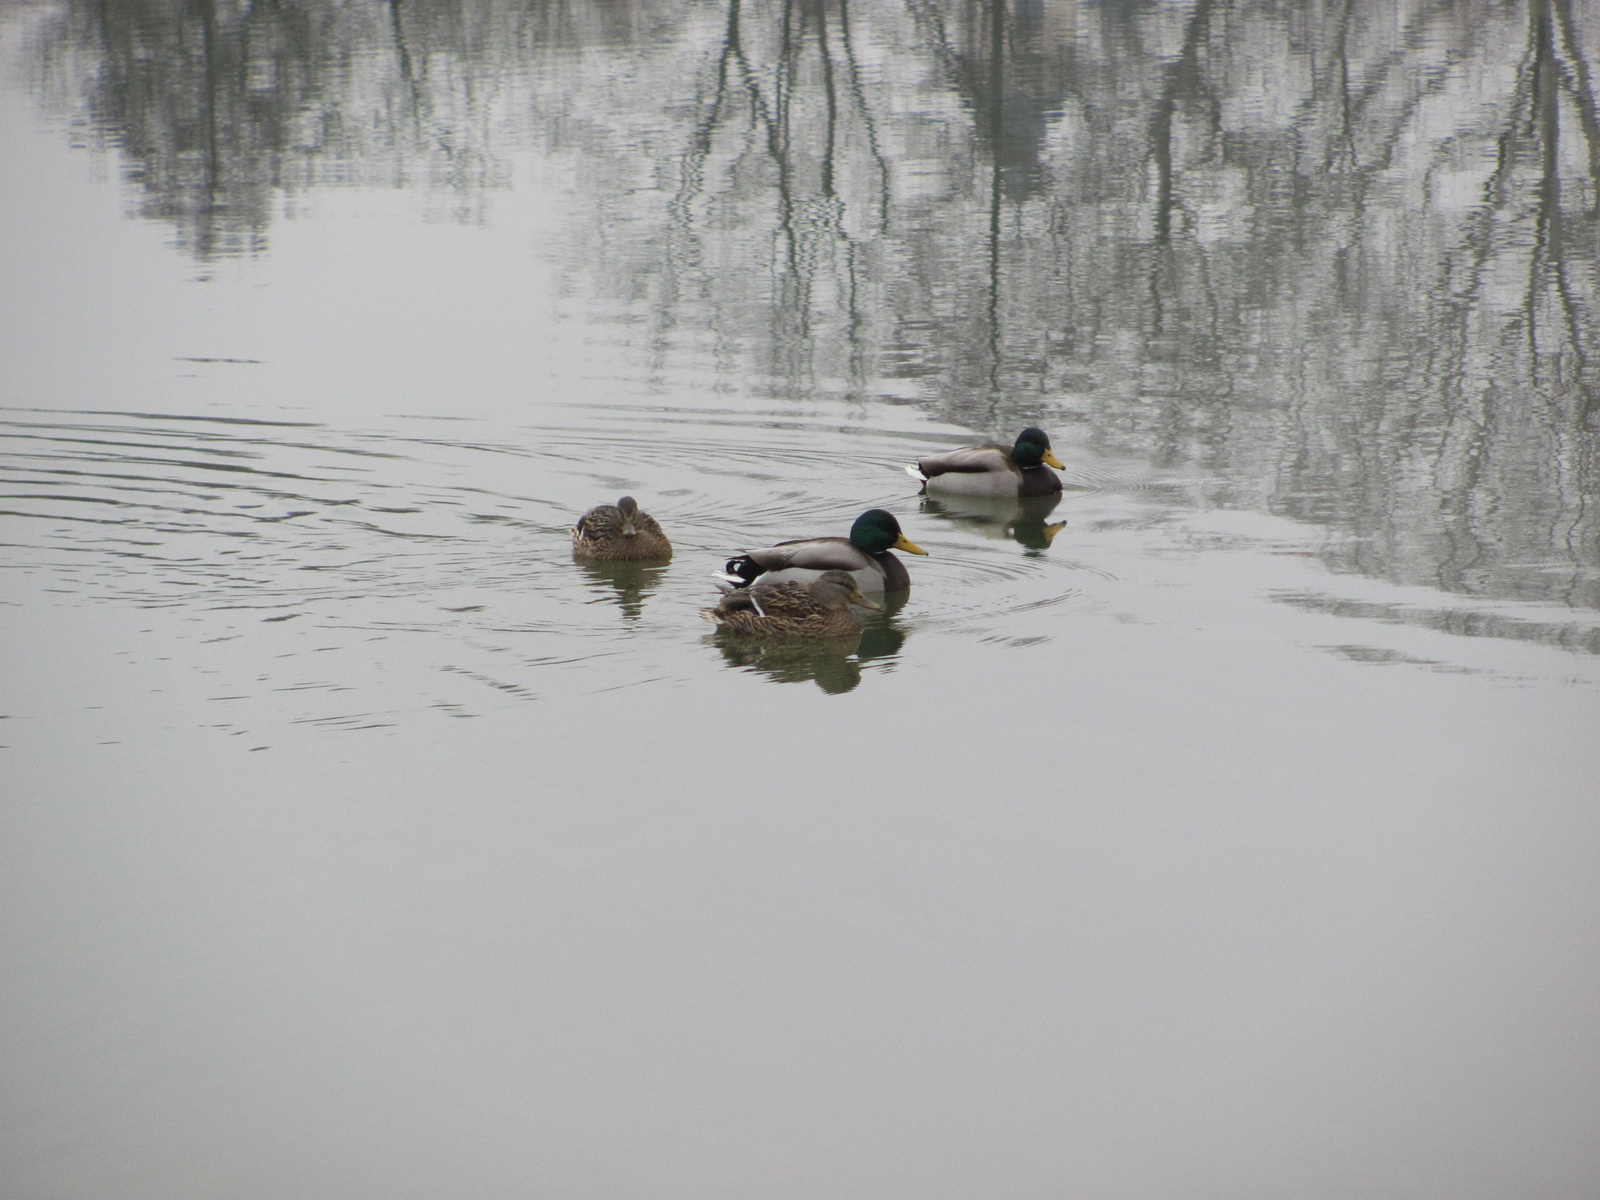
[16,0,1600,609]
[36,0,331,257]
[28,0,520,258]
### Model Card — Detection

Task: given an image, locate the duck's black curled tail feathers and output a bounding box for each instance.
[721,555,765,586]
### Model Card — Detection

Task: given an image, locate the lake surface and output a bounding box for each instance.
[2,1,1598,1196]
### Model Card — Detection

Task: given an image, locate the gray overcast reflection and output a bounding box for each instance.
[1,0,1598,1197]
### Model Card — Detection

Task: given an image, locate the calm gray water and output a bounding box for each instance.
[2,1,1599,1197]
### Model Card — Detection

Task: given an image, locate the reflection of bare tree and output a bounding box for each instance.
[1273,0,1600,606]
[14,0,1600,614]
[656,0,896,396]
[1147,0,1215,250]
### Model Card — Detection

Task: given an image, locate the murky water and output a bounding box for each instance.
[3,2,1599,1197]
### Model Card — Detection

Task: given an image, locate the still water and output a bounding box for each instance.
[2,1,1599,1196]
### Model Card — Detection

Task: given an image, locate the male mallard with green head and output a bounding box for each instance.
[906,427,1066,498]
[716,508,927,593]
[571,496,672,563]
[702,570,880,637]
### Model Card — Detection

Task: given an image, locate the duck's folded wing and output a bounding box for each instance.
[575,506,621,537]
[749,581,820,617]
[715,589,760,614]
[915,445,1012,477]
[748,537,871,573]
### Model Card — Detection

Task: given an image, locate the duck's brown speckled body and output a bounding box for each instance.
[571,496,672,563]
[702,570,879,638]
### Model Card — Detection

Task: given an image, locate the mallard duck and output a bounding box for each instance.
[571,496,672,563]
[905,427,1065,498]
[702,570,881,637]
[716,508,928,593]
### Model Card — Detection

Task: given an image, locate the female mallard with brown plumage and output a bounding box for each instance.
[702,570,880,638]
[905,427,1066,498]
[571,496,672,563]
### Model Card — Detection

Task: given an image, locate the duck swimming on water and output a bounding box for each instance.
[716,508,927,594]
[906,427,1065,498]
[571,496,672,563]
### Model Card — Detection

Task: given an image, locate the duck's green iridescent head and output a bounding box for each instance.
[1012,428,1065,470]
[848,509,928,557]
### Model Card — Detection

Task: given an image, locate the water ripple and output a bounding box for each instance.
[2,403,1149,721]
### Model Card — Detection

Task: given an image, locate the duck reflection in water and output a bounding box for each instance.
[575,560,668,622]
[712,636,865,694]
[855,589,909,661]
[918,492,1067,553]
